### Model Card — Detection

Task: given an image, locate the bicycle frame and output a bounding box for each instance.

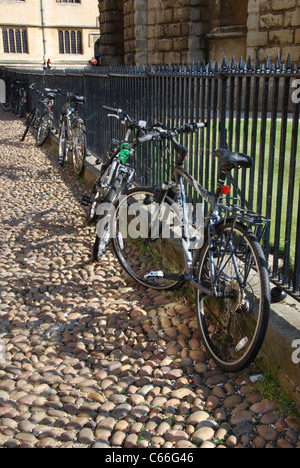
[153,153,270,298]
[157,163,220,296]
[96,124,143,188]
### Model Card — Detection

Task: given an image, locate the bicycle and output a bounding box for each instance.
[0,78,27,116]
[111,122,271,372]
[21,85,60,146]
[58,92,87,175]
[82,105,150,261]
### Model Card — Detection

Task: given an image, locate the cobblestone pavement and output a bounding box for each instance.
[0,110,299,449]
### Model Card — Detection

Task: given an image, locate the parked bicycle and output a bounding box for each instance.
[21,85,60,146]
[82,105,150,261]
[58,92,87,175]
[0,77,27,116]
[111,122,271,372]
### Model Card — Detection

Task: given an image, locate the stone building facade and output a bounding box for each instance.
[0,0,100,69]
[98,0,300,66]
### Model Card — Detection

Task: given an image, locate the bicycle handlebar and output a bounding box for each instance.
[137,121,206,165]
[138,122,206,143]
[103,106,206,165]
[103,105,149,131]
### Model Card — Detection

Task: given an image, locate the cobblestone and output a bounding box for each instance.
[0,110,299,448]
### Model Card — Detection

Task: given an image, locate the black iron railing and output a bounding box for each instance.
[1,54,299,299]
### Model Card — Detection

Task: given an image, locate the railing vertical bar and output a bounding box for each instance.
[283,94,299,287]
[295,184,300,294]
[265,72,279,264]
[273,73,290,279]
[249,71,260,211]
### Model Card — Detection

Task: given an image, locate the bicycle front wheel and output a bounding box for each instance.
[73,122,86,175]
[21,108,36,142]
[58,117,68,165]
[36,113,52,146]
[93,173,123,261]
[112,187,185,290]
[196,221,270,373]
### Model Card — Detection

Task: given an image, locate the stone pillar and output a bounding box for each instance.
[134,0,149,65]
[99,0,124,65]
[189,0,210,63]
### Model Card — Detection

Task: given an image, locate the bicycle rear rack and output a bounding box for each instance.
[217,197,270,242]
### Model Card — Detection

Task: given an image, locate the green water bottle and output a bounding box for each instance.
[120,143,131,164]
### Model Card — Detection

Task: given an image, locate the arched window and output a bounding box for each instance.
[2,29,9,53]
[77,31,82,54]
[58,30,83,54]
[71,31,76,54]
[9,29,15,53]
[2,27,28,53]
[22,30,28,53]
[64,31,70,54]
[15,29,22,53]
[58,30,64,54]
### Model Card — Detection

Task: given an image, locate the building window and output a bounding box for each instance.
[58,30,82,54]
[2,28,28,54]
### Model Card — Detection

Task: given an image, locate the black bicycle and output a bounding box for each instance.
[58,92,86,175]
[111,122,271,372]
[0,78,27,116]
[21,85,60,146]
[82,106,151,261]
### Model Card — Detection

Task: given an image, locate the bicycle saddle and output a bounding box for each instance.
[215,148,253,172]
[69,94,85,104]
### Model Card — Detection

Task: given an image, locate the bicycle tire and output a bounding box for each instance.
[86,161,118,225]
[195,220,270,373]
[93,173,123,261]
[112,187,185,291]
[58,117,68,166]
[21,108,36,142]
[72,122,86,175]
[36,113,52,146]
[11,90,19,115]
[0,103,11,112]
[17,97,26,118]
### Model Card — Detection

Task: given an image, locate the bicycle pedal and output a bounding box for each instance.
[81,196,92,206]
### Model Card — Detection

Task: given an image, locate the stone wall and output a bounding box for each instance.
[247,0,300,62]
[99,0,210,65]
[98,0,300,66]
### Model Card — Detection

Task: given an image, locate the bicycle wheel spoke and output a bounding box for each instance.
[113,189,185,290]
[197,221,269,372]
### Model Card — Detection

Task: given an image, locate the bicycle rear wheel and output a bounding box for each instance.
[196,221,270,372]
[36,113,52,146]
[0,103,10,111]
[73,122,86,175]
[112,187,185,290]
